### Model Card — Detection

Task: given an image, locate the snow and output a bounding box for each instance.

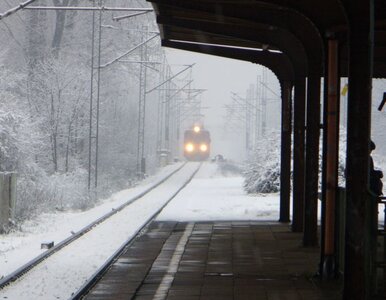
[0,162,183,279]
[0,161,283,300]
[0,162,198,299]
[157,162,280,221]
[0,161,346,299]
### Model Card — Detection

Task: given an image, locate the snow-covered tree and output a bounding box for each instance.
[0,0,170,223]
[243,130,281,193]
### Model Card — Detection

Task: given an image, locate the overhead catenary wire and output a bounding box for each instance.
[0,0,37,20]
[146,64,195,94]
[99,33,159,69]
[23,6,153,12]
[113,10,151,21]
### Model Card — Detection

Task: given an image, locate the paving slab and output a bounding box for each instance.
[84,221,342,300]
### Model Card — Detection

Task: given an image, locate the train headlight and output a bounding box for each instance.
[193,126,201,133]
[200,144,208,152]
[185,143,194,152]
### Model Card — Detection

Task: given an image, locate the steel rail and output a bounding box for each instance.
[0,163,187,290]
[69,163,201,300]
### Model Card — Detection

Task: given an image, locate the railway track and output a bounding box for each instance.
[70,163,201,300]
[0,162,199,296]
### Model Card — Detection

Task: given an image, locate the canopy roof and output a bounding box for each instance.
[148,0,386,80]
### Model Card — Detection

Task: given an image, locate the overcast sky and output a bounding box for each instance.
[165,47,281,160]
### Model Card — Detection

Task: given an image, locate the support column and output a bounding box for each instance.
[280,80,292,223]
[343,1,374,299]
[322,39,340,276]
[319,59,329,275]
[292,76,306,232]
[303,71,321,246]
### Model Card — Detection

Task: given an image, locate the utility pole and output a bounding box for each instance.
[145,64,195,164]
[156,55,166,161]
[246,84,255,156]
[164,67,171,157]
[255,75,261,144]
[228,92,260,155]
[136,30,148,178]
[261,68,268,137]
[19,2,157,187]
[88,0,103,191]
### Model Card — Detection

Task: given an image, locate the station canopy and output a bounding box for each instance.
[147,0,386,80]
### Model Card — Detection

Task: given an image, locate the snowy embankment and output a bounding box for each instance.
[0,163,183,279]
[0,162,198,300]
[158,162,281,221]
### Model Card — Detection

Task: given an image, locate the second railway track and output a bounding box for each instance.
[0,162,200,299]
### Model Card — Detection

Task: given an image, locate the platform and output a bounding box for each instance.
[84,221,342,300]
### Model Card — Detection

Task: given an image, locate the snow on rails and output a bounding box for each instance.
[0,162,200,300]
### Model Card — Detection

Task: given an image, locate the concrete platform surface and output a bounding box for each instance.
[85,221,342,300]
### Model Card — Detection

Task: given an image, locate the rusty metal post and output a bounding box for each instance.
[303,71,321,247]
[343,1,374,299]
[321,39,339,276]
[292,76,306,232]
[279,80,292,223]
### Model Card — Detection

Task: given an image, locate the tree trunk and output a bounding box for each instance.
[52,0,70,57]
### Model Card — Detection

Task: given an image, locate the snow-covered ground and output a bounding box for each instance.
[0,162,199,299]
[0,163,183,279]
[5,160,381,299]
[158,162,280,221]
[0,161,282,300]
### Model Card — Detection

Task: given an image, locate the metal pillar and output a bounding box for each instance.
[169,94,176,159]
[156,63,164,153]
[136,33,148,177]
[279,81,292,223]
[94,4,102,188]
[87,8,96,190]
[321,39,340,276]
[303,71,321,246]
[245,85,252,154]
[343,1,374,299]
[261,68,267,136]
[176,97,181,157]
[255,75,261,141]
[156,58,166,167]
[292,76,306,232]
[164,68,171,158]
[88,2,102,190]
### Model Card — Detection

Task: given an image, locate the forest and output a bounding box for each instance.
[0,0,193,223]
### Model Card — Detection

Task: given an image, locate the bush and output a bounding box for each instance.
[15,165,91,221]
[243,131,281,193]
[244,127,348,194]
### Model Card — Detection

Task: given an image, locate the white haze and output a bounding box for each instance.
[165,48,281,162]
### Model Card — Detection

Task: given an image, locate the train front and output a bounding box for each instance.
[183,125,211,161]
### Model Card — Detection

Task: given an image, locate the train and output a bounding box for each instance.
[183,125,211,161]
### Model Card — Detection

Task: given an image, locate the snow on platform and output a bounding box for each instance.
[157,162,280,221]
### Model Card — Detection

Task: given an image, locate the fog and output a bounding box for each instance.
[165,48,281,162]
